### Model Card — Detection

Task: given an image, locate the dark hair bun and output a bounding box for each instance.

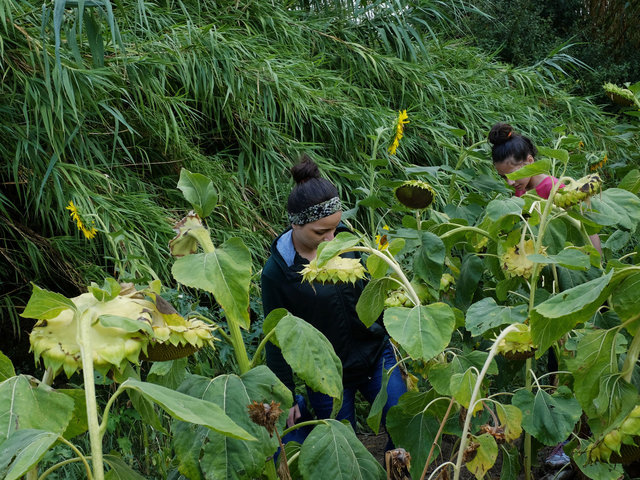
[291,154,321,184]
[488,123,514,146]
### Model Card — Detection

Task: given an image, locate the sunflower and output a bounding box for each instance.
[388,110,409,155]
[394,180,436,209]
[375,225,390,250]
[66,200,98,239]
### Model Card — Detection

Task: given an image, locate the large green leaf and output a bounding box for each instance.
[20,284,75,320]
[178,168,218,219]
[275,314,342,398]
[0,352,15,382]
[59,389,89,439]
[299,420,385,480]
[611,271,640,334]
[366,367,389,434]
[512,386,581,445]
[450,368,483,414]
[428,351,498,396]
[384,303,455,360]
[565,329,618,418]
[528,248,591,271]
[0,429,59,480]
[466,433,498,479]
[0,375,73,442]
[122,378,255,440]
[316,232,360,266]
[172,237,251,329]
[173,422,207,480]
[618,168,640,194]
[571,448,624,480]
[413,232,445,288]
[499,444,521,480]
[175,373,283,480]
[465,298,527,336]
[386,392,441,479]
[587,188,640,230]
[455,254,484,309]
[104,455,147,479]
[486,197,524,221]
[593,374,638,433]
[530,270,613,354]
[356,278,395,327]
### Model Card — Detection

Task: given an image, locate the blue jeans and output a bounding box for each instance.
[306,341,406,446]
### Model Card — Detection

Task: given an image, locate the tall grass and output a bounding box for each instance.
[1,0,637,346]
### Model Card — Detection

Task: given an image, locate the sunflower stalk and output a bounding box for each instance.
[453,324,520,480]
[343,246,419,305]
[77,307,105,480]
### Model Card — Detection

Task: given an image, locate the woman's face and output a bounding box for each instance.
[494,155,534,194]
[292,211,342,253]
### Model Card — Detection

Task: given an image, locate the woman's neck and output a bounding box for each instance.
[291,231,316,261]
[526,173,548,191]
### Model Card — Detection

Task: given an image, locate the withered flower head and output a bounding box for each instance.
[479,424,506,444]
[247,400,283,436]
[394,180,436,210]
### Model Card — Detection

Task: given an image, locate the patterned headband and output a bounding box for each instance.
[288,197,342,225]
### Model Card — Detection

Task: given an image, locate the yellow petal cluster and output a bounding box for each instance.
[66,200,98,239]
[28,286,216,377]
[388,110,409,155]
[501,239,545,279]
[496,323,536,360]
[300,256,366,284]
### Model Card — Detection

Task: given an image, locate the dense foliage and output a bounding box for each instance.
[1,0,639,478]
[463,0,640,99]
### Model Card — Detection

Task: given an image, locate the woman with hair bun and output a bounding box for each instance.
[488,122,558,198]
[261,154,405,448]
[488,122,601,254]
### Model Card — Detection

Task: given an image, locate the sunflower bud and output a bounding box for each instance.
[553,174,602,208]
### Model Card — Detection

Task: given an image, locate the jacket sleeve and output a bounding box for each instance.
[261,262,296,393]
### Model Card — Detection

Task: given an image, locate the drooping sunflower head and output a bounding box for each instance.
[26,281,217,377]
[496,323,536,360]
[300,256,366,285]
[500,239,545,279]
[394,180,436,210]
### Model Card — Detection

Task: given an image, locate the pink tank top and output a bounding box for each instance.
[514,176,561,200]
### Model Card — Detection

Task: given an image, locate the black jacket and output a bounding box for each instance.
[261,226,387,393]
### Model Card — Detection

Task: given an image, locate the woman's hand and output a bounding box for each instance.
[286,404,301,427]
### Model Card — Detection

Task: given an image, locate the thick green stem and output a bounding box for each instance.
[99,384,126,437]
[77,309,104,480]
[439,225,492,241]
[621,331,640,383]
[38,438,93,480]
[344,246,419,305]
[251,328,277,369]
[228,316,251,374]
[453,324,519,480]
[523,357,533,480]
[282,419,328,437]
[197,232,251,374]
